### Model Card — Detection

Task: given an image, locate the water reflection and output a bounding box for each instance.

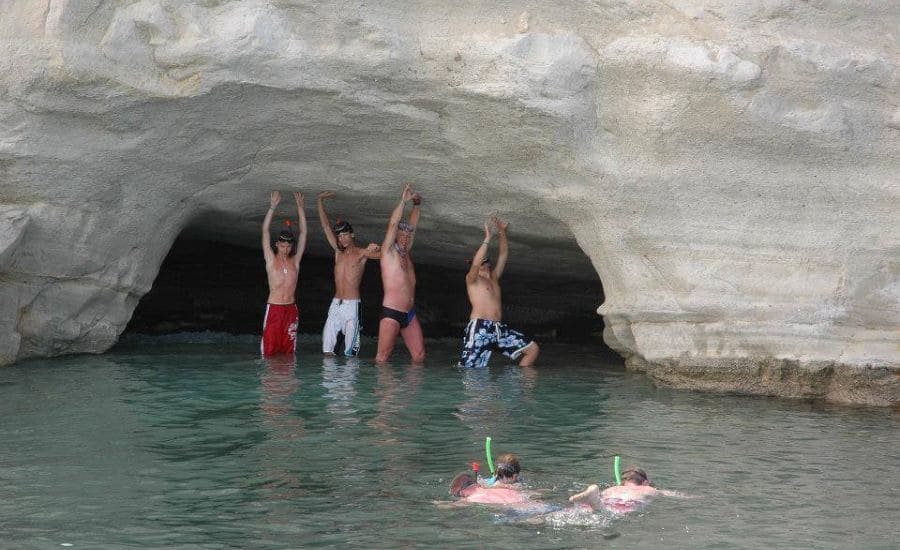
[369,363,423,443]
[454,365,538,435]
[368,362,424,501]
[257,355,305,503]
[321,356,359,426]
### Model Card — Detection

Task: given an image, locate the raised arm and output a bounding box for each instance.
[406,192,422,250]
[382,184,414,250]
[262,191,280,264]
[492,216,509,280]
[466,221,492,284]
[293,192,308,267]
[317,191,339,251]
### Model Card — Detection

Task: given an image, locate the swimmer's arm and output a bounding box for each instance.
[658,489,695,498]
[293,192,308,266]
[466,222,491,284]
[262,191,279,264]
[316,191,339,251]
[432,499,469,509]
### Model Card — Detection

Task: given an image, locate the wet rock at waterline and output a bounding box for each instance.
[1,1,897,405]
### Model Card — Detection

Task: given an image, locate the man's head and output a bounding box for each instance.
[620,467,651,486]
[333,220,354,249]
[395,222,415,251]
[449,473,478,497]
[495,454,521,483]
[273,222,297,256]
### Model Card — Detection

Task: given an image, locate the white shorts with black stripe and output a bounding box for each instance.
[322,298,361,356]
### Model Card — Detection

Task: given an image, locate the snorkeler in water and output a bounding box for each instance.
[449,473,530,505]
[569,466,685,514]
[481,453,522,488]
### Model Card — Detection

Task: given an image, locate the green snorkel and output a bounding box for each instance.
[614,455,622,485]
[485,436,497,485]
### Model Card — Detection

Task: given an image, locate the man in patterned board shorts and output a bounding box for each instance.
[459,215,539,368]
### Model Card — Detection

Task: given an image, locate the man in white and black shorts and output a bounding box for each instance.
[459,215,539,368]
[316,191,381,356]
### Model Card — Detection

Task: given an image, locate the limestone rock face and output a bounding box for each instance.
[1,1,898,404]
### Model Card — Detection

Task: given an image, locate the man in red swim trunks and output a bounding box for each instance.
[261,190,307,356]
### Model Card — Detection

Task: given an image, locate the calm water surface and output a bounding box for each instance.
[1,336,897,549]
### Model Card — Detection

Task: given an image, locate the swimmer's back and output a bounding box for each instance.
[466,487,530,505]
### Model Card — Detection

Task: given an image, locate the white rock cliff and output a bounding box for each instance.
[1,1,897,404]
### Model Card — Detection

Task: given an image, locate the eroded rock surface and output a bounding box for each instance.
[1,1,897,404]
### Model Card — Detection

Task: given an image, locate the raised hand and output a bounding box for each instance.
[293,191,304,208]
[411,192,422,206]
[492,215,508,233]
[402,183,415,202]
[366,243,381,254]
[483,221,492,241]
[318,190,335,201]
[270,190,281,208]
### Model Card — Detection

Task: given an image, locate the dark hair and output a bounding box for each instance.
[621,467,650,485]
[449,473,477,497]
[333,219,353,235]
[495,453,520,482]
[271,222,298,257]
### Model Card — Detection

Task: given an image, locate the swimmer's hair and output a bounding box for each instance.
[449,472,477,497]
[621,467,650,486]
[495,453,520,482]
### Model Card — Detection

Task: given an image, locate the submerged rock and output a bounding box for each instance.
[1,1,897,404]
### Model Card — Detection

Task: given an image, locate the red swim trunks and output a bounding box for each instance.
[261,303,299,356]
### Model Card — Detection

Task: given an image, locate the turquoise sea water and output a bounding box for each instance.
[1,336,898,549]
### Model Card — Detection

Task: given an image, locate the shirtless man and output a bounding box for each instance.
[317,191,381,356]
[459,216,539,368]
[449,473,531,505]
[441,472,552,513]
[261,191,307,356]
[375,184,424,363]
[569,467,683,514]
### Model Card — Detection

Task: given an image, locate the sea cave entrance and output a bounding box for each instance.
[125,232,611,353]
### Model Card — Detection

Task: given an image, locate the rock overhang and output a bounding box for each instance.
[1,0,898,404]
